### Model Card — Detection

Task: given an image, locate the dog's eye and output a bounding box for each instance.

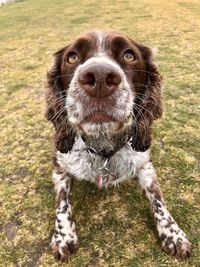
[123,50,135,62]
[67,52,79,64]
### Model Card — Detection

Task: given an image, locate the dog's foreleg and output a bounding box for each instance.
[51,168,78,262]
[137,161,191,259]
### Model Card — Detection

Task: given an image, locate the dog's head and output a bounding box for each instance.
[46,31,162,153]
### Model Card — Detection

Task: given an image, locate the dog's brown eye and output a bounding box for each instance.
[123,51,135,62]
[67,52,79,64]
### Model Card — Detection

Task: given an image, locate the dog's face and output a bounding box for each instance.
[46,31,162,152]
[61,31,148,135]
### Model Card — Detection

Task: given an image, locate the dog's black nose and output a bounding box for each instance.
[78,64,121,98]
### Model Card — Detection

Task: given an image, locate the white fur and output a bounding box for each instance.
[56,135,151,188]
[137,161,157,189]
[96,31,105,55]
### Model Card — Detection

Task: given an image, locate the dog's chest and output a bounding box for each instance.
[56,136,150,187]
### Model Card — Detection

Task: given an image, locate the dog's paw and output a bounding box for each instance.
[159,227,191,259]
[51,233,79,262]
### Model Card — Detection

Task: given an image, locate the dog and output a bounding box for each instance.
[45,30,191,262]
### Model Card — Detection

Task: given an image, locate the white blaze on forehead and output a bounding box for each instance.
[95,31,105,55]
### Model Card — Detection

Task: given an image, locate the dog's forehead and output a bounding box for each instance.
[70,31,136,53]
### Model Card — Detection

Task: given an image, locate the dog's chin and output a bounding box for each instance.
[78,116,133,137]
[80,121,121,136]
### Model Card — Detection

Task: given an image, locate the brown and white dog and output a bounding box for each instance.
[45,31,191,262]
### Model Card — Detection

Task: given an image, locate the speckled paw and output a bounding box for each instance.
[160,232,191,259]
[51,239,79,262]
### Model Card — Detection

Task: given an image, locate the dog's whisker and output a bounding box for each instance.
[47,73,74,81]
[125,69,161,77]
[134,103,154,118]
[49,106,66,122]
[133,105,148,142]
[45,98,66,115]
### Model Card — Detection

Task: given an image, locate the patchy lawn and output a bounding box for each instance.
[0,0,199,266]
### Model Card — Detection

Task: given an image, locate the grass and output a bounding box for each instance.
[0,0,199,266]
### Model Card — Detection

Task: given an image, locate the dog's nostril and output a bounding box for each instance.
[106,72,121,87]
[79,65,121,98]
[80,72,96,87]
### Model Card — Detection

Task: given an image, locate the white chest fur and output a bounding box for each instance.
[56,135,151,188]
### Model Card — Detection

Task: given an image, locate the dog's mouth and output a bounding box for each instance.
[78,111,132,135]
[83,112,116,124]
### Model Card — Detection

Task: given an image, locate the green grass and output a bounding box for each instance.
[0,0,200,266]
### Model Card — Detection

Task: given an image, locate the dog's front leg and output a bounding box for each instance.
[137,161,191,259]
[51,168,78,262]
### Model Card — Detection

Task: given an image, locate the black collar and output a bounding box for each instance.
[86,143,126,160]
[81,134,130,161]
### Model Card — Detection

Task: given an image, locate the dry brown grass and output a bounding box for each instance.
[0,0,199,266]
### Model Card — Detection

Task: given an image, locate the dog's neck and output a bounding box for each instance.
[81,131,130,160]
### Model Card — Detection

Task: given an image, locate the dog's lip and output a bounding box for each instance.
[83,112,116,123]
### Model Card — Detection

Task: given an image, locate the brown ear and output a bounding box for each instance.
[131,45,162,152]
[45,48,75,153]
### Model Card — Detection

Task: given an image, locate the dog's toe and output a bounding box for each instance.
[160,233,191,259]
[51,237,79,262]
[175,238,191,259]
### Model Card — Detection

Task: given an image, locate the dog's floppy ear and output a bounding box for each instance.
[45,47,76,153]
[131,44,162,152]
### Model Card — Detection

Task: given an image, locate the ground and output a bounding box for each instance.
[0,0,199,266]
